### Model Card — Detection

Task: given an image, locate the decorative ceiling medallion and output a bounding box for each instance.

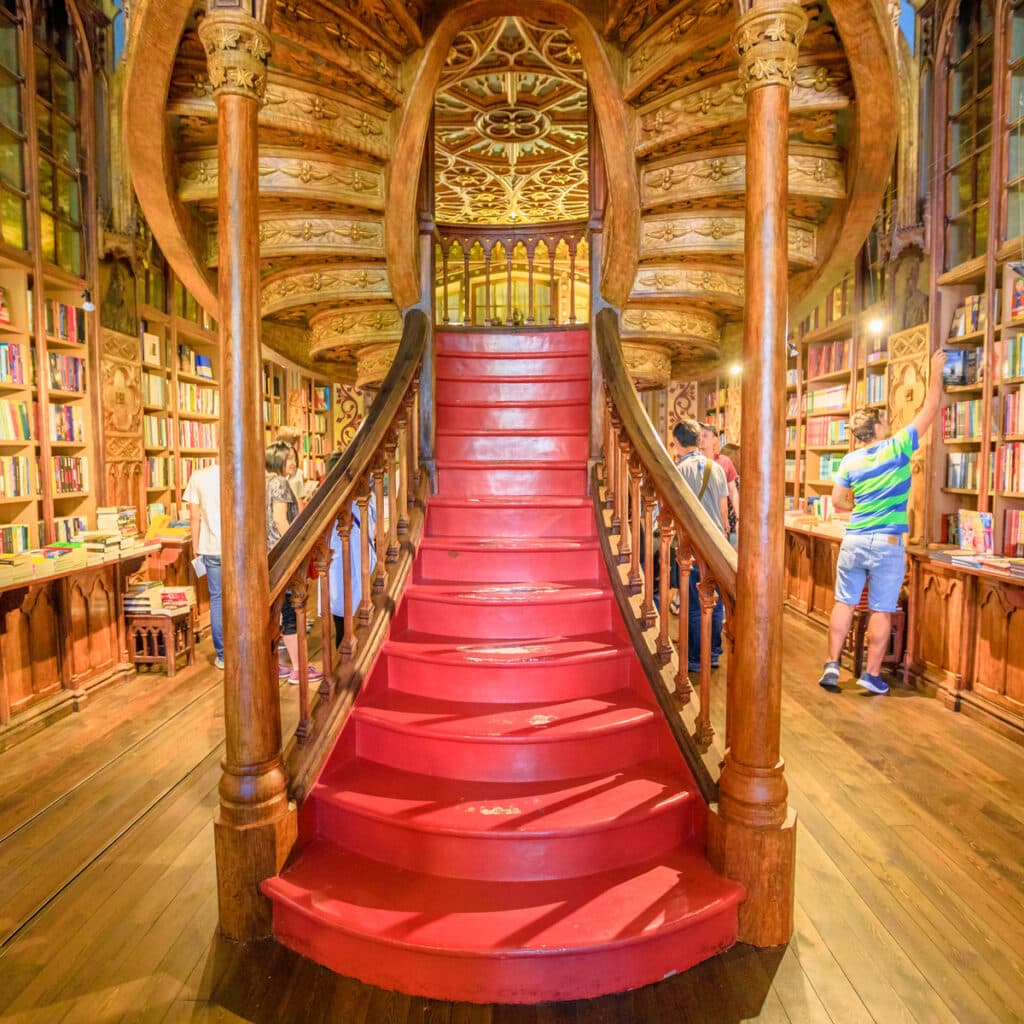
[434,17,589,225]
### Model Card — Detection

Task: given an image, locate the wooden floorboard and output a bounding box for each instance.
[0,616,1023,1023]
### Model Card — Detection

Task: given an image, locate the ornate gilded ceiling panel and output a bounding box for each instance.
[261,264,391,316]
[434,18,589,225]
[179,150,385,209]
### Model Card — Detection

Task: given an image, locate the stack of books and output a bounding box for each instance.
[124,580,163,615]
[96,506,140,550]
[0,551,32,586]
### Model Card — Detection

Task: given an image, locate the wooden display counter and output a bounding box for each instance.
[784,523,1024,744]
[0,540,204,751]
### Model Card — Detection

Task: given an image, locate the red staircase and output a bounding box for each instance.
[262,329,743,1003]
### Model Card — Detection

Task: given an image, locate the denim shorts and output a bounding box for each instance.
[834,533,907,613]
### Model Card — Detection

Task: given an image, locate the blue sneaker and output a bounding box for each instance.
[857,672,889,695]
[818,661,841,693]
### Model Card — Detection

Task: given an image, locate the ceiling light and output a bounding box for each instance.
[867,317,885,335]
[729,362,742,376]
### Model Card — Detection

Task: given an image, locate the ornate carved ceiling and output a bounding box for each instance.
[126,0,897,383]
[433,18,589,225]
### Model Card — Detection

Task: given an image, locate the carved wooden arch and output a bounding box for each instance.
[386,0,640,310]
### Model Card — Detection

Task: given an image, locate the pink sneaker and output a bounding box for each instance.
[278,662,292,680]
[288,665,323,685]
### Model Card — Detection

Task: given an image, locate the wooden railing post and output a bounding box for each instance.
[709,0,806,947]
[199,6,295,941]
[336,509,355,658]
[314,534,334,695]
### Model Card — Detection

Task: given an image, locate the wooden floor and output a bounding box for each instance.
[1,614,1023,1024]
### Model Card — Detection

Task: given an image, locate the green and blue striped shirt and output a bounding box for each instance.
[835,425,919,535]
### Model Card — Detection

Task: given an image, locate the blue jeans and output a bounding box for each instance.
[203,556,223,659]
[689,562,723,667]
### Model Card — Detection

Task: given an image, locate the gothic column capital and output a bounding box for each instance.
[733,0,808,94]
[198,10,271,103]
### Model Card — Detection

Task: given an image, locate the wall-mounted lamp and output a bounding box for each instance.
[729,362,742,376]
[867,316,885,336]
[81,289,96,312]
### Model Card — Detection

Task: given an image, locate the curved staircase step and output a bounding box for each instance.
[426,496,595,539]
[310,758,699,881]
[263,842,743,1003]
[437,353,591,378]
[436,460,588,497]
[351,689,661,781]
[416,536,601,583]
[438,378,590,404]
[398,580,615,638]
[436,400,590,431]
[381,631,640,702]
[435,429,589,462]
[436,330,590,355]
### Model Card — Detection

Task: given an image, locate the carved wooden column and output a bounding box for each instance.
[199,6,296,942]
[505,244,513,325]
[484,245,492,325]
[441,249,450,324]
[527,243,536,325]
[462,249,470,325]
[708,0,805,948]
[569,242,577,325]
[548,244,557,324]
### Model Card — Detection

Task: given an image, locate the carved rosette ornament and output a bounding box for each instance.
[733,0,808,93]
[198,11,272,103]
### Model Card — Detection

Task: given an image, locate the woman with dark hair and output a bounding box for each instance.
[266,440,322,684]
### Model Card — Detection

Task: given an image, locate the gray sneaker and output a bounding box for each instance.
[817,661,841,693]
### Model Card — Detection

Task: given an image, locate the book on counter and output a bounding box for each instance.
[958,509,994,554]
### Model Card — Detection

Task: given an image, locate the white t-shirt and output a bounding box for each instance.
[182,464,222,556]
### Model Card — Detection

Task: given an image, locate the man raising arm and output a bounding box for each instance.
[818,349,946,695]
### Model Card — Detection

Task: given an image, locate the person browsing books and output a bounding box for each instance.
[182,463,223,670]
[817,350,946,695]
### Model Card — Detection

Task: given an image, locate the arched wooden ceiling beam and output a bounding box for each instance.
[386,0,641,310]
[124,0,217,317]
[790,0,899,316]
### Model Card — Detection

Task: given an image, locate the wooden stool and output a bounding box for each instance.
[126,609,195,677]
[843,588,906,679]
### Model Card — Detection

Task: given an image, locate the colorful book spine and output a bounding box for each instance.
[0,340,25,385]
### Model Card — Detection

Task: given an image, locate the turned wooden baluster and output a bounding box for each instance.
[397,407,411,540]
[641,478,657,627]
[674,543,694,705]
[314,532,333,696]
[603,401,615,511]
[385,429,400,564]
[548,246,556,324]
[373,461,388,594]
[569,243,577,325]
[409,383,421,492]
[505,245,513,325]
[336,506,355,658]
[527,245,536,324]
[628,456,642,594]
[462,250,471,325]
[656,510,675,661]
[357,479,374,624]
[608,409,621,534]
[695,565,717,751]
[617,432,631,565]
[289,572,311,743]
[484,246,492,325]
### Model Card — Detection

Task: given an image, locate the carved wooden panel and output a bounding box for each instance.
[915,565,970,686]
[334,384,366,449]
[972,580,1024,713]
[809,535,839,622]
[0,584,62,716]
[784,531,812,612]
[667,380,697,443]
[888,324,929,545]
[66,569,119,687]
[101,328,144,518]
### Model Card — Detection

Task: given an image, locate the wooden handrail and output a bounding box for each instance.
[268,309,429,602]
[594,307,739,797]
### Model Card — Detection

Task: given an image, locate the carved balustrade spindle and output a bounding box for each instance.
[616,433,631,565]
[603,401,615,511]
[314,534,333,695]
[656,510,675,661]
[674,545,694,704]
[641,479,657,627]
[628,457,642,594]
[337,507,355,658]
[385,430,400,564]
[409,383,421,492]
[373,462,388,593]
[569,245,577,325]
[527,247,535,325]
[289,574,311,742]
[695,568,718,751]
[441,251,450,324]
[548,247,556,324]
[505,246,513,325]
[484,248,492,325]
[608,409,622,533]
[462,251,471,325]
[357,481,373,624]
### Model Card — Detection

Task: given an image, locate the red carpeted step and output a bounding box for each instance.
[308,759,700,882]
[436,330,590,355]
[435,428,589,463]
[378,632,639,702]
[351,689,660,782]
[437,400,590,432]
[436,460,588,497]
[440,377,590,404]
[398,580,614,639]
[416,537,601,583]
[437,353,592,380]
[262,842,743,1004]
[426,496,596,539]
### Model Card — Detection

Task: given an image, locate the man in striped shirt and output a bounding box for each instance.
[818,349,945,695]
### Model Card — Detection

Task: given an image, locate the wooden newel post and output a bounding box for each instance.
[199,7,296,942]
[707,0,805,948]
